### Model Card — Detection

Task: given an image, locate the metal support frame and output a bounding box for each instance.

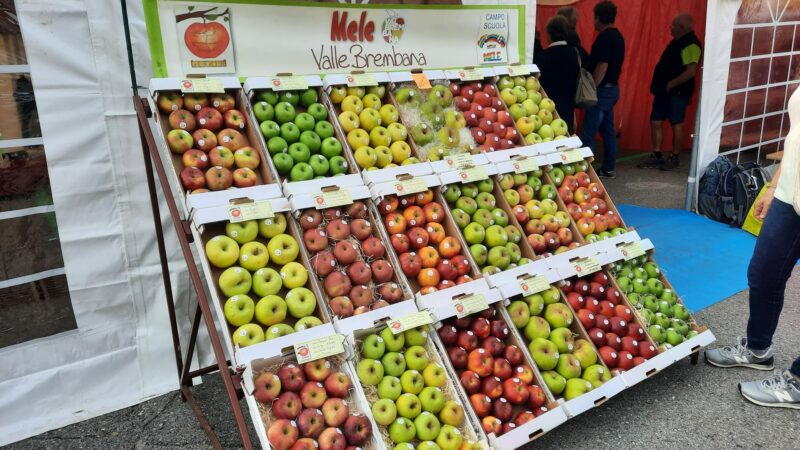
[134,96,254,450]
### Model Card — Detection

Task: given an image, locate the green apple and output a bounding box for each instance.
[279,91,299,106]
[314,120,335,139]
[463,222,485,245]
[472,209,494,229]
[542,286,561,304]
[549,327,576,353]
[285,287,317,318]
[400,370,425,395]
[451,209,471,229]
[329,155,349,175]
[253,101,274,122]
[225,221,258,245]
[254,294,286,326]
[382,352,407,377]
[363,333,386,359]
[487,246,511,269]
[444,186,462,204]
[288,142,311,163]
[280,261,308,289]
[273,153,293,175]
[320,137,343,159]
[649,324,665,344]
[224,294,255,326]
[541,370,567,395]
[455,196,478,215]
[280,122,301,143]
[239,241,269,272]
[435,424,462,450]
[544,303,573,328]
[260,120,280,139]
[295,316,322,331]
[581,364,611,387]
[529,337,559,370]
[419,387,445,414]
[469,244,488,266]
[373,398,398,426]
[573,339,598,369]
[404,346,429,371]
[405,328,428,347]
[357,358,384,385]
[556,354,582,379]
[396,393,422,419]
[252,267,282,297]
[258,213,287,239]
[205,235,240,268]
[381,327,405,351]
[526,293,545,316]
[274,101,296,123]
[492,208,509,227]
[307,103,329,122]
[461,183,479,198]
[507,301,530,328]
[673,304,690,321]
[422,363,446,387]
[524,316,551,341]
[665,328,684,346]
[294,112,316,132]
[265,323,294,340]
[299,130,321,152]
[484,225,509,247]
[379,375,403,400]
[309,154,330,176]
[257,91,278,105]
[266,234,299,265]
[267,136,289,156]
[232,323,264,347]
[418,441,441,450]
[219,266,252,297]
[290,162,314,181]
[389,417,417,443]
[414,412,441,441]
[564,378,593,400]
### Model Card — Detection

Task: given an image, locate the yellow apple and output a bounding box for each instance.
[347,129,370,149]
[346,86,365,98]
[359,108,382,131]
[387,122,408,143]
[341,95,364,114]
[338,110,360,133]
[374,145,393,167]
[370,126,392,147]
[379,104,400,125]
[390,141,412,163]
[362,93,382,110]
[354,145,377,169]
[329,86,347,104]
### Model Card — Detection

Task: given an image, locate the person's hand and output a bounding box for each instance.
[666,80,676,91]
[755,188,776,220]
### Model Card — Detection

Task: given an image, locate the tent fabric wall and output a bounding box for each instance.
[535,0,707,152]
[0,0,537,445]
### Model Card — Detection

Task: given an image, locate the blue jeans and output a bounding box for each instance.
[746,199,800,375]
[580,85,620,172]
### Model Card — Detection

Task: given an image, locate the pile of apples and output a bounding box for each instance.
[561,272,656,371]
[438,307,549,437]
[253,358,373,450]
[611,258,697,347]
[393,83,476,161]
[549,162,626,241]
[204,214,321,347]
[499,171,578,256]
[302,201,404,318]
[451,79,522,152]
[505,284,610,400]
[442,179,528,275]
[253,88,349,181]
[377,189,474,294]
[328,85,418,170]
[158,91,261,192]
[357,326,478,450]
[497,75,569,143]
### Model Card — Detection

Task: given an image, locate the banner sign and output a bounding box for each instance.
[144,0,526,78]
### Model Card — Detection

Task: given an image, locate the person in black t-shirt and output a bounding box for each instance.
[639,13,702,171]
[557,6,589,68]
[537,15,581,133]
[579,1,625,178]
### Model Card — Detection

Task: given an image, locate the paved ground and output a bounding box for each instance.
[8,155,800,450]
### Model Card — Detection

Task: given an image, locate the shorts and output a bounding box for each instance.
[650,94,690,124]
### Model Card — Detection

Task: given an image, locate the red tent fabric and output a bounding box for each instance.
[536,0,708,152]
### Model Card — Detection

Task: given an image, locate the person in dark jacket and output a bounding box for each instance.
[640,13,702,171]
[536,15,581,133]
[557,6,589,68]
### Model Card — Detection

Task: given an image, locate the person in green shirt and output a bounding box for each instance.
[640,14,702,171]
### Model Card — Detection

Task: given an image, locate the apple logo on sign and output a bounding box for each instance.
[382,11,405,44]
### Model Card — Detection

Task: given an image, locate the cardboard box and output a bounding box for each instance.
[241,347,384,450]
[542,242,611,278]
[148,78,280,215]
[483,137,584,163]
[492,64,540,77]
[190,197,331,367]
[241,76,364,196]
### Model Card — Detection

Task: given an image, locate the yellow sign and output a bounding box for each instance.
[294,334,346,364]
[519,275,550,297]
[571,257,601,276]
[453,294,489,318]
[270,76,308,91]
[458,67,484,81]
[393,177,428,196]
[512,157,539,174]
[387,311,434,335]
[444,153,474,170]
[506,65,531,77]
[227,201,275,223]
[180,78,225,93]
[412,73,432,89]
[457,166,489,183]
[345,73,378,87]
[558,148,584,165]
[312,189,353,209]
[620,241,645,261]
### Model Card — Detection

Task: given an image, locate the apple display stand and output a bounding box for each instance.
[134,96,255,450]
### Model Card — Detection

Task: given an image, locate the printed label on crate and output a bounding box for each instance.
[571,257,601,276]
[294,334,346,364]
[346,73,378,87]
[270,76,308,91]
[519,275,550,297]
[458,67,484,81]
[312,189,353,209]
[458,166,489,183]
[387,311,434,335]
[512,157,539,174]
[180,78,225,94]
[558,148,584,164]
[444,153,474,170]
[453,293,488,318]
[227,201,274,223]
[412,73,432,89]
[393,177,428,196]
[506,65,531,77]
[620,241,645,261]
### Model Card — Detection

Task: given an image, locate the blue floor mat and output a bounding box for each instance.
[616,205,756,312]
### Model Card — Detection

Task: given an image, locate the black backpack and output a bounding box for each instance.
[719,162,771,227]
[697,155,733,222]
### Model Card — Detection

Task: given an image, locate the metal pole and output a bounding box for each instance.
[684,81,703,211]
[120,0,138,97]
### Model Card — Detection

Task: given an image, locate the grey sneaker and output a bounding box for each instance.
[597,169,616,179]
[637,153,664,169]
[705,337,774,370]
[739,370,800,409]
